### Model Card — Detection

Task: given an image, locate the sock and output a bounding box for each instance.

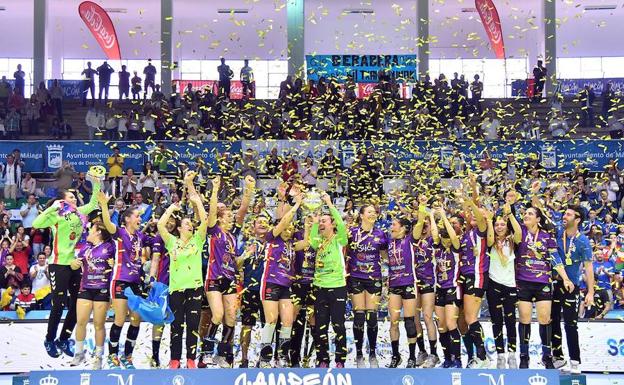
[539,323,552,357]
[279,326,292,356]
[353,311,366,357]
[429,339,438,357]
[519,323,531,356]
[392,340,400,357]
[417,335,426,353]
[95,346,104,358]
[450,329,462,360]
[218,325,234,356]
[462,332,474,359]
[152,340,161,362]
[440,332,449,361]
[366,311,378,356]
[469,322,486,360]
[108,324,123,356]
[261,323,277,344]
[75,340,84,355]
[124,325,140,357]
[408,342,416,360]
[202,322,220,354]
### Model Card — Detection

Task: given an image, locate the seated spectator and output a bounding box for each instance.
[122,168,139,204]
[25,97,40,135]
[71,172,92,206]
[49,118,61,139]
[0,214,11,239]
[5,108,20,139]
[520,115,541,140]
[480,111,500,140]
[21,173,37,197]
[59,118,73,139]
[133,192,152,223]
[0,255,23,291]
[549,111,569,138]
[109,198,126,227]
[29,253,51,310]
[14,282,37,314]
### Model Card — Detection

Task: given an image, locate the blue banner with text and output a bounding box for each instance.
[306,55,418,83]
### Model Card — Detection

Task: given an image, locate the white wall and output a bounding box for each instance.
[0,0,33,57]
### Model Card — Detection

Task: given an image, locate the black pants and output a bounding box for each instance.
[314,286,347,364]
[219,81,231,99]
[242,81,253,98]
[46,264,81,341]
[53,98,63,120]
[552,281,581,362]
[82,81,95,106]
[291,306,310,365]
[533,80,545,101]
[486,279,517,353]
[99,83,110,102]
[170,287,203,360]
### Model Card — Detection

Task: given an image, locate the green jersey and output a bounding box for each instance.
[33,182,101,265]
[310,207,348,288]
[165,231,205,293]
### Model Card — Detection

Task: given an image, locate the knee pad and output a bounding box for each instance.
[366,311,378,328]
[404,316,417,339]
[354,311,366,329]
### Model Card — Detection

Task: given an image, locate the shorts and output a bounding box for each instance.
[262,282,291,301]
[205,278,238,295]
[77,287,110,302]
[459,273,488,298]
[517,280,553,302]
[240,290,263,326]
[389,285,416,300]
[111,280,143,300]
[348,277,382,296]
[416,281,435,295]
[291,282,315,307]
[435,286,461,307]
[595,289,612,310]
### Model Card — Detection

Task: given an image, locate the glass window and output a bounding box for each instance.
[558,58,581,79]
[580,57,602,78]
[602,57,624,78]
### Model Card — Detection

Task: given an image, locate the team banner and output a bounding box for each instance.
[78,1,122,60]
[46,80,84,100]
[475,0,506,59]
[306,55,418,83]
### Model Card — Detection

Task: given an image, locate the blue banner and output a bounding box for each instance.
[306,55,417,83]
[29,368,561,385]
[46,79,84,100]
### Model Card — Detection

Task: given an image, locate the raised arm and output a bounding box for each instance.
[190,192,209,239]
[97,191,117,234]
[440,208,460,250]
[504,202,522,244]
[430,210,440,244]
[412,195,428,239]
[309,213,321,250]
[322,191,347,245]
[295,215,312,251]
[78,176,102,215]
[207,176,220,228]
[157,202,180,246]
[486,211,495,248]
[467,198,488,233]
[272,193,303,237]
[236,176,256,226]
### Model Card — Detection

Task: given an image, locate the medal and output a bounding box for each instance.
[562,231,579,266]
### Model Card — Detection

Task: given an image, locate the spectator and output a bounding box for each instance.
[13,64,25,97]
[35,82,51,122]
[318,147,340,178]
[601,82,615,126]
[50,79,63,119]
[71,172,92,206]
[133,192,152,223]
[240,59,254,98]
[20,194,40,233]
[217,57,234,99]
[281,154,299,182]
[5,108,20,140]
[590,251,615,319]
[53,160,75,190]
[579,85,596,128]
[0,215,10,240]
[263,147,282,177]
[152,142,173,173]
[300,156,318,188]
[118,65,130,100]
[9,236,31,281]
[29,253,50,297]
[0,255,22,291]
[142,110,156,138]
[549,111,570,138]
[104,109,118,140]
[8,87,25,113]
[121,168,139,204]
[21,173,37,196]
[520,114,541,140]
[0,76,11,111]
[3,153,21,200]
[532,59,547,102]
[109,198,126,227]
[96,61,114,103]
[239,149,258,180]
[143,59,157,98]
[480,111,500,140]
[131,71,142,100]
[25,96,40,135]
[58,118,72,140]
[116,111,129,140]
[49,118,61,139]
[15,282,37,314]
[470,74,483,115]
[107,147,124,197]
[607,116,624,139]
[151,84,164,103]
[81,61,97,107]
[449,116,466,140]
[138,161,158,203]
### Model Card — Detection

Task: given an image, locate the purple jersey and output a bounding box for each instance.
[294,231,315,284]
[78,241,114,290]
[388,233,417,287]
[460,227,489,280]
[150,235,169,284]
[348,227,387,280]
[515,225,562,284]
[111,227,146,284]
[206,224,238,281]
[435,243,461,289]
[262,232,296,288]
[415,236,435,285]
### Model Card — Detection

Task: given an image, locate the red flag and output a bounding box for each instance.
[78,1,121,60]
[475,0,506,59]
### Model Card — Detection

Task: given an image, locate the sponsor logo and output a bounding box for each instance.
[80,373,91,385]
[108,374,134,385]
[39,375,59,385]
[476,0,502,44]
[80,5,117,50]
[451,372,462,385]
[401,375,414,385]
[478,373,505,385]
[528,373,548,385]
[172,375,185,385]
[46,145,64,169]
[234,372,352,385]
[541,146,557,169]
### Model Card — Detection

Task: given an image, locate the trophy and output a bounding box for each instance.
[88,165,106,180]
[302,188,322,212]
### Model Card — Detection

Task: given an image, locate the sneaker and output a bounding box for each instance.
[120,355,136,369]
[369,355,379,368]
[187,359,197,369]
[108,354,121,369]
[415,351,428,367]
[452,358,463,368]
[406,358,416,368]
[335,362,345,369]
[553,358,567,370]
[169,360,180,369]
[56,339,75,357]
[239,359,249,368]
[388,355,403,368]
[468,357,490,369]
[356,355,366,368]
[70,352,86,367]
[259,358,272,368]
[422,355,440,368]
[441,359,453,368]
[466,358,476,368]
[197,353,212,368]
[44,339,61,358]
[496,354,506,369]
[519,354,529,369]
[149,357,160,368]
[92,356,103,370]
[317,362,329,368]
[214,355,230,368]
[278,356,290,368]
[570,360,581,375]
[507,354,518,369]
[542,355,555,369]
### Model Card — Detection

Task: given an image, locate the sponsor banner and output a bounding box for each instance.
[241,140,340,165]
[46,80,84,100]
[511,78,624,97]
[172,80,246,99]
[306,55,418,83]
[29,368,559,385]
[475,0,506,59]
[357,83,410,99]
[1,321,622,373]
[78,1,121,60]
